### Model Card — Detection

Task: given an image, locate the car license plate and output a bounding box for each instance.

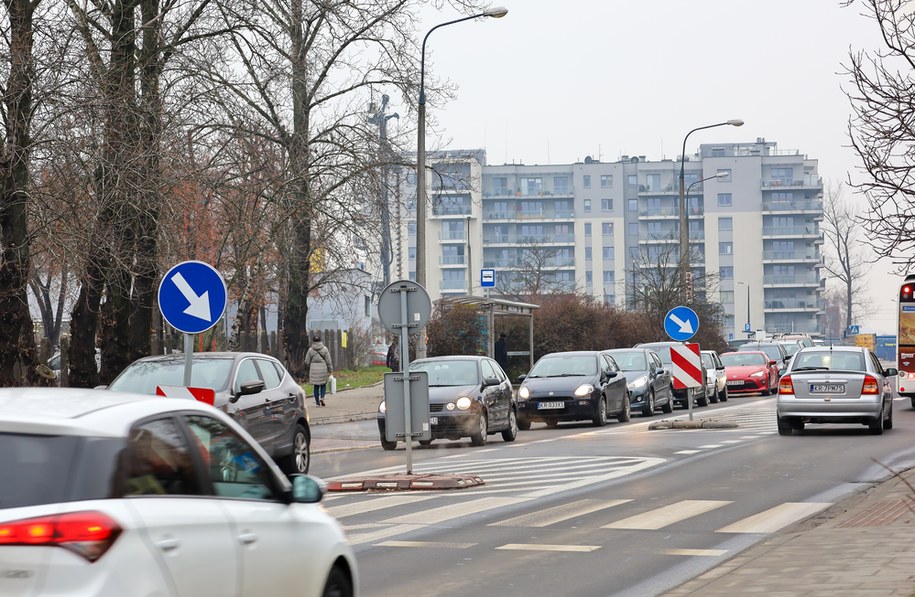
[429,416,438,425]
[727,380,742,386]
[810,383,845,394]
[537,401,564,410]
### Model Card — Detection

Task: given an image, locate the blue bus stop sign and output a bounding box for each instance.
[158,261,227,334]
[664,305,700,342]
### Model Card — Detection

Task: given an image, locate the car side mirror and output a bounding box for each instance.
[482,375,500,387]
[768,359,777,366]
[289,474,325,504]
[606,371,617,379]
[656,367,666,375]
[516,374,527,383]
[230,379,266,402]
[886,368,899,376]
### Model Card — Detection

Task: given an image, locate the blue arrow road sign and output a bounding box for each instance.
[665,305,700,342]
[158,261,227,334]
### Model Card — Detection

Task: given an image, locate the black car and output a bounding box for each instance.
[633,341,708,408]
[377,355,517,449]
[603,348,674,416]
[516,351,630,428]
[106,352,311,475]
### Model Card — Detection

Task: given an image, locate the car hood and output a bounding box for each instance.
[522,375,596,395]
[427,384,479,404]
[726,365,767,378]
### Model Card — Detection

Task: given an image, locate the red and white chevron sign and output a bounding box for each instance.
[156,385,216,406]
[670,343,702,389]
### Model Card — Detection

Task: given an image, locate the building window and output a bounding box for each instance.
[584,198,591,213]
[585,222,592,236]
[583,175,591,189]
[603,271,615,284]
[491,177,508,195]
[601,198,613,212]
[408,247,416,260]
[521,177,543,195]
[585,271,593,284]
[720,241,733,254]
[719,266,734,279]
[628,199,638,212]
[717,193,733,207]
[554,176,569,194]
[629,246,639,258]
[600,175,613,188]
[602,246,614,260]
[408,221,416,236]
[364,296,370,317]
[771,167,793,184]
[628,222,638,236]
[646,173,660,191]
[720,290,734,304]
[602,222,613,236]
[627,174,637,186]
[647,222,663,235]
[718,217,733,232]
[585,246,592,260]
[716,168,731,182]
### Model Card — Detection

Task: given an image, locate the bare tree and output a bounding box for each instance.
[843,0,915,268]
[821,181,872,330]
[494,240,574,301]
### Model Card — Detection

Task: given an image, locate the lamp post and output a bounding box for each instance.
[737,281,750,336]
[678,119,743,299]
[415,6,507,359]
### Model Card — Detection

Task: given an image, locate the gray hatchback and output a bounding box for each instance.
[107,352,311,474]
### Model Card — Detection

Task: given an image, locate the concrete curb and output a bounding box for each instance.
[327,473,485,492]
[311,412,378,426]
[648,419,739,430]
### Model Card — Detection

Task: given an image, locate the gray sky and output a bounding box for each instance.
[401,0,899,334]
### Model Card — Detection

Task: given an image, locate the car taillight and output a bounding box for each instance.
[0,511,121,562]
[778,376,794,394]
[862,375,880,395]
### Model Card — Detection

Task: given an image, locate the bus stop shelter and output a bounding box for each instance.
[434,296,539,369]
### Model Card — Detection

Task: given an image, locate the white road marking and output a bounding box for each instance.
[327,494,440,518]
[375,540,476,549]
[663,548,729,557]
[603,500,733,530]
[698,444,723,449]
[490,499,632,528]
[496,543,601,553]
[347,524,422,546]
[674,450,701,454]
[716,502,831,534]
[385,496,529,525]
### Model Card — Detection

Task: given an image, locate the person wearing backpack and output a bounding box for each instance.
[305,335,333,406]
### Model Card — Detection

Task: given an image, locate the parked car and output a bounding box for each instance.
[776,346,896,435]
[634,341,708,408]
[603,348,674,416]
[777,333,814,348]
[517,350,630,428]
[106,352,311,475]
[720,350,779,395]
[738,341,791,375]
[377,355,517,449]
[700,349,728,403]
[0,388,357,597]
[777,339,805,359]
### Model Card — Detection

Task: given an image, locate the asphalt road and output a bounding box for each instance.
[310,395,915,597]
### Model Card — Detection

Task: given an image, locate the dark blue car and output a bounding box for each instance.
[516,351,630,429]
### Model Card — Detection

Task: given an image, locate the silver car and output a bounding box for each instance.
[776,346,897,436]
[700,350,728,403]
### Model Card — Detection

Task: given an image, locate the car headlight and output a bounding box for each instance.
[749,371,766,378]
[518,386,530,399]
[574,384,595,397]
[378,401,386,414]
[455,396,473,411]
[627,376,648,390]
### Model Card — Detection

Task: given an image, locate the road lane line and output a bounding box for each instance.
[375,540,476,549]
[384,496,529,525]
[490,499,632,527]
[716,502,832,534]
[347,524,422,546]
[602,500,732,530]
[496,543,601,553]
[662,548,729,557]
[674,450,701,455]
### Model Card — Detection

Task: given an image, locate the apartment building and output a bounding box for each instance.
[391,139,824,339]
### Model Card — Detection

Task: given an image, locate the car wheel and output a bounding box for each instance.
[380,437,397,451]
[502,409,519,441]
[720,386,728,402]
[869,411,885,435]
[279,424,310,475]
[661,391,674,414]
[641,389,655,417]
[777,417,794,436]
[470,411,488,446]
[592,397,608,427]
[617,393,631,423]
[885,402,894,430]
[322,564,353,597]
[419,439,433,447]
[709,386,719,404]
[518,415,532,431]
[696,388,708,407]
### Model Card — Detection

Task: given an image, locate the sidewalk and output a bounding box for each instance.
[309,386,915,594]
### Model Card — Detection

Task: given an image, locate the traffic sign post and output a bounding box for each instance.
[158,261,228,386]
[671,342,702,420]
[665,306,699,342]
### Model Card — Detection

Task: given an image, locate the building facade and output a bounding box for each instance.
[391,139,824,339]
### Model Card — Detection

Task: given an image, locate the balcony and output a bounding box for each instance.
[439,279,467,290]
[764,299,820,311]
[762,251,821,263]
[438,231,466,242]
[761,176,822,189]
[482,233,576,245]
[431,206,472,217]
[762,275,821,286]
[483,211,511,220]
[761,199,823,213]
[440,255,466,266]
[762,226,820,238]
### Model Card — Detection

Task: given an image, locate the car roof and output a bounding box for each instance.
[539,350,603,357]
[0,388,221,438]
[131,351,274,362]
[413,355,488,363]
[797,345,864,352]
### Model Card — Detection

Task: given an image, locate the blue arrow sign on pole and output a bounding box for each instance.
[664,305,700,342]
[158,261,227,334]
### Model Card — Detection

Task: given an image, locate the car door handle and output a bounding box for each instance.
[238,532,258,545]
[155,537,181,552]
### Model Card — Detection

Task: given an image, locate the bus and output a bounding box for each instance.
[897,275,915,406]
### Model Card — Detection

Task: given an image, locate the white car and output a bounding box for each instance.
[700,350,728,403]
[0,388,357,597]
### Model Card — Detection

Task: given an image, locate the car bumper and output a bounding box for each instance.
[725,379,768,394]
[628,386,650,408]
[776,396,883,422]
[517,397,596,422]
[377,411,482,441]
[671,386,702,405]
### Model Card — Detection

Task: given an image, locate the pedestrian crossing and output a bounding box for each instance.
[326,492,833,548]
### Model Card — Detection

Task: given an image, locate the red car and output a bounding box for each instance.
[719,351,779,395]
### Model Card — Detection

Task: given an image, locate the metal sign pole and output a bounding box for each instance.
[399,287,414,474]
[183,333,194,386]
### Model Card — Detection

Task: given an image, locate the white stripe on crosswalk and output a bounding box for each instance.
[346,524,421,546]
[384,496,529,525]
[490,498,631,528]
[663,548,729,557]
[328,494,439,518]
[496,543,601,553]
[716,502,831,534]
[602,500,732,530]
[376,540,476,549]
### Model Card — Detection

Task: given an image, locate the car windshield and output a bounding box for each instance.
[721,352,767,367]
[741,345,781,361]
[639,345,672,365]
[527,355,597,378]
[792,351,866,372]
[779,342,802,357]
[410,360,479,386]
[608,351,646,371]
[701,354,714,368]
[108,358,235,394]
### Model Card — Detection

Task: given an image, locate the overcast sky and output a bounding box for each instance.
[394,0,899,334]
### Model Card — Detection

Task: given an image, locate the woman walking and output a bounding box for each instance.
[305,335,333,406]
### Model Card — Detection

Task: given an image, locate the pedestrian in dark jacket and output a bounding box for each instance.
[386,336,400,371]
[305,335,333,406]
[495,333,509,370]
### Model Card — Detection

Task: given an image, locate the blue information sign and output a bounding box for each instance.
[481,268,495,288]
[848,325,860,335]
[158,261,227,334]
[664,306,700,342]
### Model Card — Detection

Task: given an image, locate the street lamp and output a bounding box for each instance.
[678,119,743,298]
[737,281,750,336]
[415,6,508,359]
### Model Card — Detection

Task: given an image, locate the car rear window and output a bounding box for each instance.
[793,351,866,371]
[0,434,124,509]
[108,358,234,394]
